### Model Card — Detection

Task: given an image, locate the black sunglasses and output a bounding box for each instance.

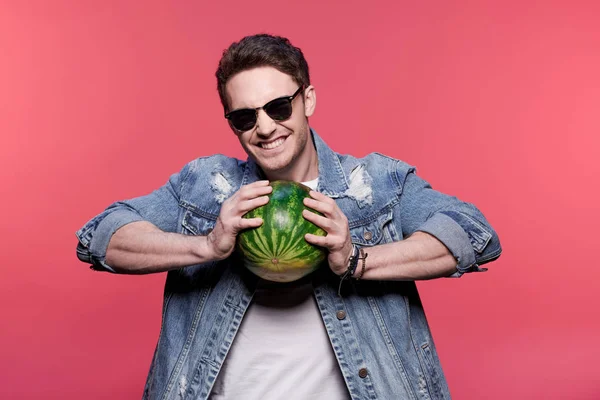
[225,85,305,132]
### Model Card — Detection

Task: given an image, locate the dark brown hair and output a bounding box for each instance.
[216,34,310,113]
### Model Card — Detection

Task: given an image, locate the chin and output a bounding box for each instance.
[259,160,290,176]
[258,155,296,177]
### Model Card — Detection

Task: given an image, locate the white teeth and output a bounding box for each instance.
[261,137,285,149]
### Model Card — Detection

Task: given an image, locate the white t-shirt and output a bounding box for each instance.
[209,179,350,400]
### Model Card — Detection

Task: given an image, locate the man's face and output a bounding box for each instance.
[225,66,317,181]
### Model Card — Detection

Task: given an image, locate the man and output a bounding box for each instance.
[76,34,501,399]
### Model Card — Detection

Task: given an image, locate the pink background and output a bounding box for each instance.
[1,1,599,399]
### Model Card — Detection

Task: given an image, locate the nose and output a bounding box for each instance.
[255,108,277,137]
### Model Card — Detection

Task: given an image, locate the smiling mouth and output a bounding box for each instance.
[260,137,286,150]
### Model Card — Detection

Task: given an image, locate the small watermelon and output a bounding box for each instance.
[237,180,327,282]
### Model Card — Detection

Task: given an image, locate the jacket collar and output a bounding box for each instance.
[242,128,349,197]
[312,129,349,196]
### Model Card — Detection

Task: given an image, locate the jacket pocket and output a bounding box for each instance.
[349,208,395,246]
[181,207,217,236]
[420,342,446,399]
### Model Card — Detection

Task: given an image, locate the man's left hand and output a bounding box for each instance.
[302,191,353,275]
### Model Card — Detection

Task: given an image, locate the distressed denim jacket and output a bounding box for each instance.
[76,130,501,400]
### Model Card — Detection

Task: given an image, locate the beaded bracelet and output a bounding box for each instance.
[355,247,368,280]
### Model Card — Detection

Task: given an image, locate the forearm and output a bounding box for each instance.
[357,231,458,281]
[105,221,216,274]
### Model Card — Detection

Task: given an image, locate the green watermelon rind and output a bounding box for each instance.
[236,180,327,282]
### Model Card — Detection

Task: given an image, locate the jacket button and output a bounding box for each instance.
[358,368,368,378]
[363,231,373,240]
[336,310,346,320]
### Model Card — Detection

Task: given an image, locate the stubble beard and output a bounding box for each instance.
[252,124,312,180]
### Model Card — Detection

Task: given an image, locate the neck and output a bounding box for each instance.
[265,156,319,182]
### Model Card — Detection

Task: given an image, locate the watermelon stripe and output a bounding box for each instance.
[278,233,309,261]
[251,227,274,258]
[241,231,268,258]
[258,221,272,256]
[283,211,306,254]
[247,242,272,263]
[277,231,292,258]
[268,219,279,256]
[238,243,265,264]
[278,217,302,257]
[280,223,320,259]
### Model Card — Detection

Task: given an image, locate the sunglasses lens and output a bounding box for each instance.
[226,94,296,131]
[229,109,257,131]
[264,98,293,121]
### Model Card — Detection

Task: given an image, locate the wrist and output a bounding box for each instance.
[194,234,220,263]
[347,244,360,277]
[337,244,362,296]
[353,247,368,280]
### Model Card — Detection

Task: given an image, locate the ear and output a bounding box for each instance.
[303,85,316,117]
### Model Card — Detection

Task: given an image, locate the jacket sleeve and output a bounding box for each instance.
[396,161,502,277]
[75,161,194,272]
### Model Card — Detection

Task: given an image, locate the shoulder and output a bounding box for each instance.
[176,154,246,209]
[337,152,417,194]
[177,154,246,183]
[184,154,244,174]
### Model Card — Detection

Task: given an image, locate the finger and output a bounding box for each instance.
[237,217,263,230]
[308,190,335,204]
[238,196,270,214]
[305,233,331,248]
[239,183,273,200]
[302,209,333,231]
[303,197,335,216]
[247,180,270,187]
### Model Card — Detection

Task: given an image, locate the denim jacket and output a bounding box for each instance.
[76,130,501,400]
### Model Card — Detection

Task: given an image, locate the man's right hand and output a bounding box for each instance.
[207,180,272,260]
